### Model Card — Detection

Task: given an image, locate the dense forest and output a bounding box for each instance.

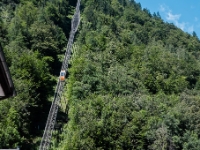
[1,0,200,149]
[0,0,76,149]
[56,0,200,149]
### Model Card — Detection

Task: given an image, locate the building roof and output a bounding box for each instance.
[0,43,16,100]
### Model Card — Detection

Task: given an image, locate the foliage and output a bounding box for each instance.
[2,0,200,149]
[56,0,200,149]
[0,0,75,149]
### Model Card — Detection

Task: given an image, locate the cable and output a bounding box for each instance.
[39,1,81,149]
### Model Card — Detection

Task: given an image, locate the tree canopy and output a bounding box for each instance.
[55,0,200,149]
[0,0,75,149]
[1,0,200,149]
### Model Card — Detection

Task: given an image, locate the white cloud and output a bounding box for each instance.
[176,22,185,30]
[166,12,185,30]
[188,26,194,33]
[159,4,194,34]
[159,5,166,12]
[166,12,181,22]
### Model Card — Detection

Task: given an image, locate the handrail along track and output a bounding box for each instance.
[39,0,81,149]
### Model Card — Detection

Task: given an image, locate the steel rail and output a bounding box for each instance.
[39,0,81,149]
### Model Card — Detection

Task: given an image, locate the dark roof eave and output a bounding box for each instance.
[0,43,16,100]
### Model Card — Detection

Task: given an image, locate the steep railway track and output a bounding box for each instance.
[39,0,81,149]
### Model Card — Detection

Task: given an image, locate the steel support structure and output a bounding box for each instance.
[39,0,81,149]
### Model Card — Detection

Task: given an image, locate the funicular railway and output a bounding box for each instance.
[39,0,81,149]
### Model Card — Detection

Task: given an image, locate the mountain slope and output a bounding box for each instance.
[0,0,76,149]
[56,0,200,149]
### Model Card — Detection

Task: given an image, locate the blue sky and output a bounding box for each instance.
[134,0,200,38]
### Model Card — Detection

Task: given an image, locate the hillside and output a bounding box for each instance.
[55,0,200,149]
[1,0,200,149]
[0,0,76,149]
